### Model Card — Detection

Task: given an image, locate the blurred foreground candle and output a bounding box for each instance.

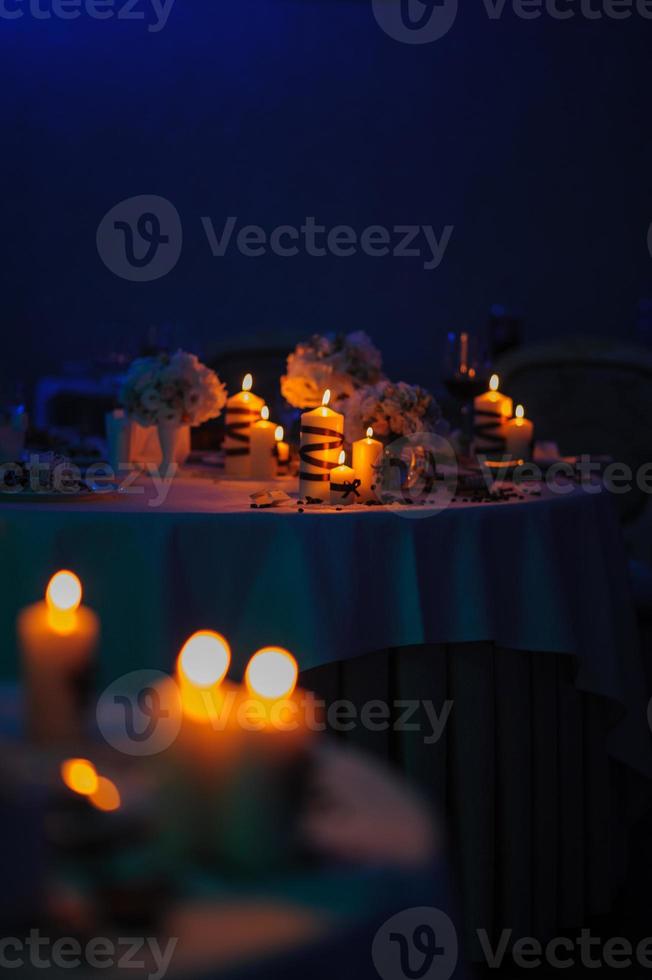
[330,450,359,506]
[505,405,534,460]
[299,390,344,499]
[250,407,277,481]
[352,427,383,502]
[176,629,233,728]
[18,572,99,745]
[224,374,264,478]
[275,425,290,475]
[473,374,513,458]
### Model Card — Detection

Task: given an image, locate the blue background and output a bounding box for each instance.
[1,0,651,394]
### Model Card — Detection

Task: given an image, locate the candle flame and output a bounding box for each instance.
[178,630,231,689]
[338,450,346,466]
[46,571,82,635]
[46,571,82,613]
[366,427,374,440]
[489,374,500,392]
[61,759,98,796]
[275,426,284,442]
[242,374,253,392]
[322,389,331,407]
[245,647,298,701]
[261,406,269,421]
[90,776,121,813]
[515,404,525,419]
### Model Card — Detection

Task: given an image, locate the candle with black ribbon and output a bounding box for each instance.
[330,450,360,506]
[472,374,513,459]
[224,374,265,477]
[299,390,344,500]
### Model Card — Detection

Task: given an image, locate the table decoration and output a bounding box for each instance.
[250,406,278,481]
[299,389,344,499]
[472,374,513,458]
[250,489,292,508]
[224,374,265,477]
[505,404,534,460]
[330,450,360,506]
[342,380,444,443]
[281,331,384,409]
[275,425,290,474]
[120,350,227,475]
[17,571,99,745]
[352,426,383,502]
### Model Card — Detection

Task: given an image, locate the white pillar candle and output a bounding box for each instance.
[352,427,383,502]
[330,451,359,506]
[299,390,344,500]
[473,374,513,458]
[224,374,265,478]
[275,426,290,475]
[18,571,99,745]
[250,407,278,481]
[505,405,534,461]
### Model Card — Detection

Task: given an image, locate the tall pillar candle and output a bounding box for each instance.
[299,389,344,500]
[18,571,99,745]
[472,374,513,459]
[224,374,264,478]
[250,407,278,481]
[505,405,534,460]
[352,427,383,502]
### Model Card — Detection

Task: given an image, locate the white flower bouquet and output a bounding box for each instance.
[120,350,227,427]
[281,331,384,409]
[342,380,444,444]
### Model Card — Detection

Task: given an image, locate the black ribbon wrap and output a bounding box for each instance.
[225,406,260,457]
[299,423,344,483]
[331,478,362,500]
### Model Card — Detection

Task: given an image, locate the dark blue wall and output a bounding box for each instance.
[1,0,651,396]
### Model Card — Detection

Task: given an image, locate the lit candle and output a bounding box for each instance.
[275,426,290,475]
[505,405,534,461]
[224,374,265,478]
[176,630,233,728]
[473,374,513,458]
[299,389,344,500]
[352,426,383,502]
[242,646,306,737]
[330,450,359,506]
[18,571,100,745]
[249,406,278,482]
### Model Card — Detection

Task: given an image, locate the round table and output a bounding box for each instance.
[1,471,650,957]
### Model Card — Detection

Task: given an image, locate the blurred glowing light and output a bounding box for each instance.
[178,631,231,688]
[61,758,98,796]
[245,647,298,701]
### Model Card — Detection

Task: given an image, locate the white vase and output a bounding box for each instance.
[157,422,180,476]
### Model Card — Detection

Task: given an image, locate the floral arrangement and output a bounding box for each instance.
[281,331,384,409]
[120,350,227,427]
[342,380,444,444]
